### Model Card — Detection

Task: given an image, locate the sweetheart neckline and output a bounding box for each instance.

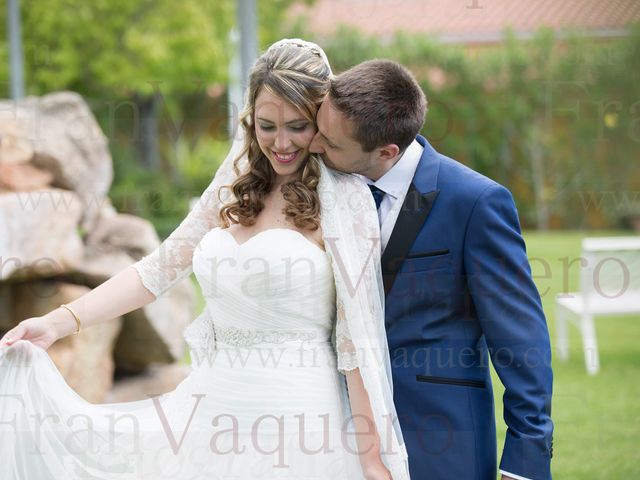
[212,227,327,254]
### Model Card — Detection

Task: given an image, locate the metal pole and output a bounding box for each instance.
[229,0,257,139]
[237,0,257,90]
[7,0,26,99]
[228,28,243,138]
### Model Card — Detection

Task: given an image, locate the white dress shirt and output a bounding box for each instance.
[359,138,531,480]
[358,139,423,252]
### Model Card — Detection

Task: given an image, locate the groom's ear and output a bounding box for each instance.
[377,143,400,161]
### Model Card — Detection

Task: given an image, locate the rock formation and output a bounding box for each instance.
[0,92,194,402]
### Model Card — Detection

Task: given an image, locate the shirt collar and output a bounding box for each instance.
[359,139,423,199]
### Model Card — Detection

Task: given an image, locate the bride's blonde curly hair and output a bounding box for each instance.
[219,41,331,230]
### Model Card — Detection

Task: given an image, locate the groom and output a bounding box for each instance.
[310,60,554,480]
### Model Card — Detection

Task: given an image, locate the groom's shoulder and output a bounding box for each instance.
[439,151,496,189]
[426,145,507,200]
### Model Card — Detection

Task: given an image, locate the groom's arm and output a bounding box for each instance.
[463,183,554,480]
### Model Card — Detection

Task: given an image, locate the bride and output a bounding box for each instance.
[0,39,409,480]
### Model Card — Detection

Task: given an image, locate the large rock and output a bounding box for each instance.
[0,162,54,192]
[0,90,198,401]
[86,201,160,260]
[80,203,195,369]
[0,282,18,332]
[0,188,84,280]
[48,317,124,404]
[72,243,195,371]
[112,278,194,372]
[0,119,33,164]
[7,281,123,403]
[0,92,113,230]
[0,253,194,399]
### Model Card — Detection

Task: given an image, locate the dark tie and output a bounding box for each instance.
[368,184,385,210]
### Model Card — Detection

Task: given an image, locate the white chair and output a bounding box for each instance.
[555,236,640,375]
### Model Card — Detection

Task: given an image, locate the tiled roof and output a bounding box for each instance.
[289,0,640,42]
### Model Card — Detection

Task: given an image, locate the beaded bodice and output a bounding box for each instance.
[190,227,337,350]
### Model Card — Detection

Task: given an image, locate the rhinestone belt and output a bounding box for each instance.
[213,325,321,347]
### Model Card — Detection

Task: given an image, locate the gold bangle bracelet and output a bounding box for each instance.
[59,304,81,335]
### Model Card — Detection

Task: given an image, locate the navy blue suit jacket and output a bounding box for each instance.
[383,136,553,479]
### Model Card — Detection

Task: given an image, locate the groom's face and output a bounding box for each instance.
[310,96,378,179]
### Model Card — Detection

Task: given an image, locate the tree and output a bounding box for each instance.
[0,0,301,169]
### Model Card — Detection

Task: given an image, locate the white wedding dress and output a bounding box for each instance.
[0,226,366,479]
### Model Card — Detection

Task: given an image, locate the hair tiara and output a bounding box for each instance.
[267,38,332,75]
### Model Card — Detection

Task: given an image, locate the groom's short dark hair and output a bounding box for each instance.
[328,59,427,153]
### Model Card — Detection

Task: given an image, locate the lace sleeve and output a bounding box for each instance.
[131,137,243,298]
[130,178,219,298]
[336,297,359,374]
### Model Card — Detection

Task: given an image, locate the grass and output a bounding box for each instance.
[187,230,640,478]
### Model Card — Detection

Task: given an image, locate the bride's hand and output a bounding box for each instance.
[0,317,60,350]
[362,461,393,480]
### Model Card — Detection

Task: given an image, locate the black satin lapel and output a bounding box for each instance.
[381,186,439,295]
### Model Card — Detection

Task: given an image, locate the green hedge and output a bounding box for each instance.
[311,25,640,229]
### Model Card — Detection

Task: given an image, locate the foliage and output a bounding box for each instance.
[259,0,314,47]
[313,26,640,229]
[1,0,304,100]
[0,0,235,99]
[109,136,231,238]
[3,4,638,230]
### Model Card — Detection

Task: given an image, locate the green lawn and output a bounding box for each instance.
[188,230,640,478]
